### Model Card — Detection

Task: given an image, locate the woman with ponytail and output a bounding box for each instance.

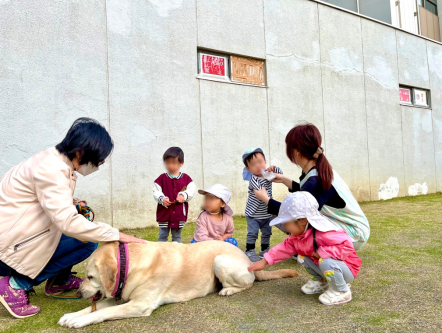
[254,123,370,250]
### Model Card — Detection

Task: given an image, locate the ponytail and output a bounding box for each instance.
[285,123,333,190]
[316,153,333,190]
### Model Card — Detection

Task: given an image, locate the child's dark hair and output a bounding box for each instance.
[243,152,265,167]
[163,147,184,163]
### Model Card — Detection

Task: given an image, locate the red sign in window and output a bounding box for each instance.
[201,54,225,76]
[399,88,411,104]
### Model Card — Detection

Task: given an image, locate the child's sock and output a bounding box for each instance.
[246,243,255,251]
[261,244,269,251]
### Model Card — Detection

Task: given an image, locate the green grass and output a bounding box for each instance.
[2,193,442,332]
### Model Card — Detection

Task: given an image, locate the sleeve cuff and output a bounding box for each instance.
[263,252,274,266]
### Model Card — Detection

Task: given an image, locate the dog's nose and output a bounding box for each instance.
[76,290,82,298]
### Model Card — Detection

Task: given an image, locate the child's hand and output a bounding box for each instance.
[248,259,267,272]
[162,198,172,207]
[312,252,321,259]
[253,188,270,204]
[176,194,185,203]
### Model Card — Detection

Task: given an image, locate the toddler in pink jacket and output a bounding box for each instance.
[248,191,361,305]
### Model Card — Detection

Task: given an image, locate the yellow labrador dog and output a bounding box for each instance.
[58,241,298,328]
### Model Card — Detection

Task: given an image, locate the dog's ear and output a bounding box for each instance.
[95,256,118,291]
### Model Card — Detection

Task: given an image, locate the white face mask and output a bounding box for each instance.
[77,163,99,176]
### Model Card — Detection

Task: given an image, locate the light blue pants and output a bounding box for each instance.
[303,257,354,292]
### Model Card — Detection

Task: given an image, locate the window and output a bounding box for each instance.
[359,0,392,24]
[322,0,392,24]
[198,52,230,81]
[322,0,357,12]
[424,0,438,15]
[197,50,266,86]
[399,85,430,108]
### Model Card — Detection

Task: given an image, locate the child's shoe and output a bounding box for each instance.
[301,279,329,294]
[244,249,261,262]
[258,247,270,259]
[318,288,352,305]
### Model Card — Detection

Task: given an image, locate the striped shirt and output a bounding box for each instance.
[245,167,283,218]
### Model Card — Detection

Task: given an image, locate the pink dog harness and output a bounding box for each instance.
[111,243,129,301]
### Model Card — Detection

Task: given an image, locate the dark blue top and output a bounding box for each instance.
[267,167,345,215]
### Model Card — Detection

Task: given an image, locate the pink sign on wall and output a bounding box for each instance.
[399,88,411,104]
[201,54,225,76]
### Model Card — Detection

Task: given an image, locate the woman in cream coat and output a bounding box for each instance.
[0,118,145,318]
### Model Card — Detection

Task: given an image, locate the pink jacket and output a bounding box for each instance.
[263,228,361,277]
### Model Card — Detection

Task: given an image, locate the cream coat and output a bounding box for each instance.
[0,147,119,279]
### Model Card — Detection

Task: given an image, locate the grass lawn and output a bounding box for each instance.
[1,193,442,333]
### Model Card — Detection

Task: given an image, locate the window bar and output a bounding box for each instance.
[415,0,422,35]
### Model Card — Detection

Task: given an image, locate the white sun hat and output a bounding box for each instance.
[198,184,233,216]
[270,192,341,232]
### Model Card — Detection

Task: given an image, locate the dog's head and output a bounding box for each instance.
[77,242,119,302]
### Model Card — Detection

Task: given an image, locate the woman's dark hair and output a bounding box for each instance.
[163,147,184,163]
[56,118,114,167]
[285,123,333,190]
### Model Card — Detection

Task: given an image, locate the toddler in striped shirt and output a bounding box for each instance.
[242,148,283,262]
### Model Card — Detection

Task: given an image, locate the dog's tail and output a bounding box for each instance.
[254,269,299,281]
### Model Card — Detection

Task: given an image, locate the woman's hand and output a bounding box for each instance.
[248,258,268,272]
[119,232,147,244]
[266,166,293,189]
[312,252,320,259]
[253,188,270,204]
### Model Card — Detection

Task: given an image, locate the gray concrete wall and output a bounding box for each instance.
[1,0,441,228]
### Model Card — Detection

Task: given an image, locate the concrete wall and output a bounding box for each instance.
[1,0,441,228]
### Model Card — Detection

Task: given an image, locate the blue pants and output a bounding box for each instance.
[245,216,272,246]
[158,228,182,243]
[191,238,238,247]
[0,235,97,291]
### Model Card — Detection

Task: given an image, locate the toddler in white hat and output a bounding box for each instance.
[191,184,237,247]
[248,192,361,305]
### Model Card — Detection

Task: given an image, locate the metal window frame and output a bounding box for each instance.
[197,50,231,82]
[309,0,442,46]
[399,84,432,109]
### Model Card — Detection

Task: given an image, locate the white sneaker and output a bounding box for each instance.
[318,288,352,305]
[301,279,329,295]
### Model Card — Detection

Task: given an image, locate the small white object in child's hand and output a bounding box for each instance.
[261,169,276,181]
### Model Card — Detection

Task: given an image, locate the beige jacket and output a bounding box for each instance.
[0,147,119,279]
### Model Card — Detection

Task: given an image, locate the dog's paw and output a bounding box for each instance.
[58,313,78,327]
[219,288,234,297]
[64,316,91,329]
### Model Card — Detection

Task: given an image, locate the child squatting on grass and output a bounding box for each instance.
[191,184,238,246]
[248,191,361,306]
